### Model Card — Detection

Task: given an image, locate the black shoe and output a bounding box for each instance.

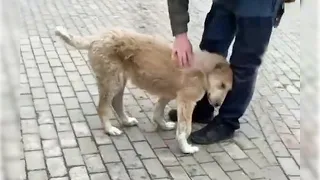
[189,120,236,144]
[168,109,212,124]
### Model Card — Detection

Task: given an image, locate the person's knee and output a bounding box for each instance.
[230,17,273,70]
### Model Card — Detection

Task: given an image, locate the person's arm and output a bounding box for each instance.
[167,0,190,36]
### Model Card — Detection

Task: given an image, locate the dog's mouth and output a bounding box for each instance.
[207,95,221,107]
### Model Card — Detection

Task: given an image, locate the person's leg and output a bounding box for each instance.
[168,3,236,123]
[190,16,274,144]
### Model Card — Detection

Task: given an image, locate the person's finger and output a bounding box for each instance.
[181,51,187,68]
[171,50,178,66]
[186,50,193,67]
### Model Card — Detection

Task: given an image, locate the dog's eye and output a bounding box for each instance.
[220,83,226,89]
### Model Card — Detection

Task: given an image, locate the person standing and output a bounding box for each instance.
[167,0,286,144]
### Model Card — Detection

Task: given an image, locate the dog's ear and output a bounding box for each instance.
[213,62,229,72]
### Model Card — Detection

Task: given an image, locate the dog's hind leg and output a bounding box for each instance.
[112,81,138,127]
[97,78,123,136]
[152,98,176,130]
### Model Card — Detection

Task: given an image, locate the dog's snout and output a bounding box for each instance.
[214,102,221,107]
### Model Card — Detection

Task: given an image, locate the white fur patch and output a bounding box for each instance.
[55,26,70,38]
[177,132,199,154]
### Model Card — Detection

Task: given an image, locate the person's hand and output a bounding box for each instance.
[172,33,194,68]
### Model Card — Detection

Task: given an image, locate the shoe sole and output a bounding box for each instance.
[189,134,234,145]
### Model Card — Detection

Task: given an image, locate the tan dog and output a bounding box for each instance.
[55,26,233,154]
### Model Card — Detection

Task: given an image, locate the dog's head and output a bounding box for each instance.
[193,51,233,107]
[205,62,233,107]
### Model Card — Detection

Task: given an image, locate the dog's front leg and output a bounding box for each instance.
[176,100,199,154]
[152,98,176,130]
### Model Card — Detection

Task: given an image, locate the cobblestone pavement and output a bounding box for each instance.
[19,0,300,179]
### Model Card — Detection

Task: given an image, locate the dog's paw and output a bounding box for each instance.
[181,145,199,154]
[106,126,123,136]
[123,117,138,126]
[160,121,176,130]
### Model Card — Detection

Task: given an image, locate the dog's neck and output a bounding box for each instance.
[182,69,209,92]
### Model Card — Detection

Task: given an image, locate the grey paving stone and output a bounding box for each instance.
[166,166,191,180]
[80,102,97,115]
[252,139,278,165]
[25,151,45,170]
[178,156,206,176]
[47,157,68,177]
[37,111,54,124]
[143,158,168,179]
[20,106,36,119]
[270,141,291,157]
[72,122,91,137]
[44,83,60,93]
[133,141,156,159]
[51,105,68,117]
[90,172,110,180]
[279,134,300,149]
[201,162,230,180]
[20,94,33,106]
[191,176,211,180]
[106,162,131,180]
[221,142,248,160]
[154,148,179,166]
[43,139,62,157]
[23,134,41,151]
[21,119,38,134]
[111,135,133,150]
[289,149,300,166]
[40,124,58,139]
[86,115,102,129]
[144,132,167,148]
[128,169,151,180]
[53,67,67,77]
[60,86,76,98]
[49,177,69,180]
[34,98,50,111]
[227,171,250,180]
[48,93,64,104]
[239,123,263,139]
[211,152,240,171]
[83,154,106,173]
[78,137,98,154]
[71,81,87,92]
[92,130,112,145]
[64,97,80,109]
[56,76,71,86]
[244,149,270,168]
[69,166,90,180]
[41,72,55,83]
[76,91,92,103]
[68,109,86,122]
[125,126,146,142]
[58,131,77,148]
[262,166,288,180]
[28,170,48,180]
[232,131,256,149]
[55,117,72,132]
[63,148,85,166]
[278,157,300,176]
[236,159,264,179]
[119,150,144,169]
[99,145,121,163]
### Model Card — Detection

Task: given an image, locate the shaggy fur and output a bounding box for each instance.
[55,26,233,154]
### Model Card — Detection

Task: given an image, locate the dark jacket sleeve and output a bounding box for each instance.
[167,0,190,36]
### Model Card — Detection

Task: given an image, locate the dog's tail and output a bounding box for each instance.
[55,26,93,50]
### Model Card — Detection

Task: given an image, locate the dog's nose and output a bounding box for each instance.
[214,102,221,107]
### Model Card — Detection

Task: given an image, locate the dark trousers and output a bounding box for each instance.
[193,3,274,129]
